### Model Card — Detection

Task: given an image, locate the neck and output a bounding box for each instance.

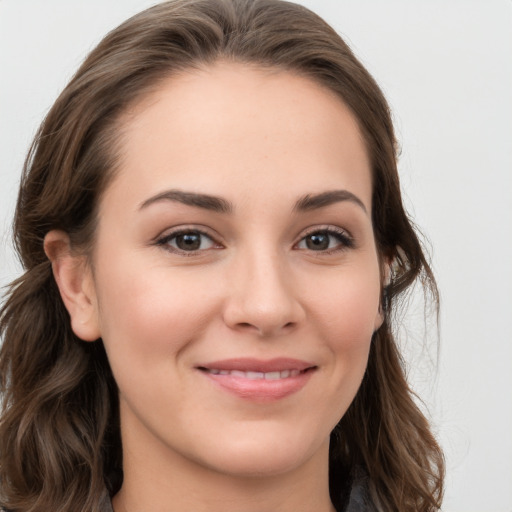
[112,419,336,512]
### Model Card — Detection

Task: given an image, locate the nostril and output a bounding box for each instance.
[236,321,296,332]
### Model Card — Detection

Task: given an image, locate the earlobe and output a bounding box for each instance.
[44,230,101,342]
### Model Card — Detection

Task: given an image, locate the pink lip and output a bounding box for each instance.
[196,358,317,401]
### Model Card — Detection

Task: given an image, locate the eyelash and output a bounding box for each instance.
[155,226,354,255]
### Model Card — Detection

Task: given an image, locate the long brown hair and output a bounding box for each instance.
[0,1,444,510]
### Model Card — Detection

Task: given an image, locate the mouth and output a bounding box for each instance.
[196,358,317,401]
[199,368,306,379]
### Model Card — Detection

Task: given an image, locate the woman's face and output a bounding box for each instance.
[87,62,382,478]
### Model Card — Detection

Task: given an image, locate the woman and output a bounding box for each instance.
[0,1,444,511]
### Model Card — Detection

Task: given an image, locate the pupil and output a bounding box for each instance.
[307,233,329,250]
[177,233,201,250]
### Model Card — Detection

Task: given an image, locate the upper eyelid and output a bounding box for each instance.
[155,225,221,242]
[296,224,353,240]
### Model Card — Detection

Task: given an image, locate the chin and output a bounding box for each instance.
[193,428,327,478]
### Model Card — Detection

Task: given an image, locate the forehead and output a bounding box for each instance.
[104,62,372,214]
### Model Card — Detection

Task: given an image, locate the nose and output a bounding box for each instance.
[222,248,305,338]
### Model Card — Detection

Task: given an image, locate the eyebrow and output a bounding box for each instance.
[139,188,367,215]
[293,190,367,214]
[139,189,233,213]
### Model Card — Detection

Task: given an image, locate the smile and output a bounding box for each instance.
[197,358,317,401]
[201,368,303,379]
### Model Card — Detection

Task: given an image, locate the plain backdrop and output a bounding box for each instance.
[1,1,511,511]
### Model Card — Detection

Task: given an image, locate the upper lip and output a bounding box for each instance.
[197,358,316,373]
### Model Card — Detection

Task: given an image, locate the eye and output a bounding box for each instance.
[296,228,354,252]
[157,229,219,253]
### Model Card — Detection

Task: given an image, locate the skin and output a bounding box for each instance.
[46,62,384,512]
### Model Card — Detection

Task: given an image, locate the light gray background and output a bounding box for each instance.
[1,1,511,511]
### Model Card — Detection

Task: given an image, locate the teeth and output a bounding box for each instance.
[205,369,304,379]
[246,371,264,380]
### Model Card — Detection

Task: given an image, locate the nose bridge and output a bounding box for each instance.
[223,240,303,336]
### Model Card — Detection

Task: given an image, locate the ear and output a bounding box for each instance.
[44,230,101,342]
[374,260,392,331]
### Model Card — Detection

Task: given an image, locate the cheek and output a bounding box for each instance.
[94,259,219,370]
[304,264,380,363]
[290,265,380,433]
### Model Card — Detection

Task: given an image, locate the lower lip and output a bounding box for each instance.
[199,369,315,401]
